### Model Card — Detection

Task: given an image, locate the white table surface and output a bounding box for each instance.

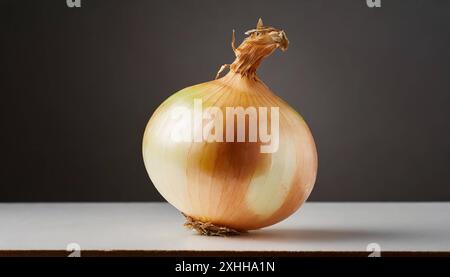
[1,202,449,253]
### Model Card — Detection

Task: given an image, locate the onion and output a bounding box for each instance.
[142,19,317,235]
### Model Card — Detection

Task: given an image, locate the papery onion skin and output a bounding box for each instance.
[142,19,317,231]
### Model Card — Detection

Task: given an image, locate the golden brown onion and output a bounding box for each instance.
[142,19,317,234]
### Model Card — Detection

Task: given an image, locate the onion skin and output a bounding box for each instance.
[142,20,317,231]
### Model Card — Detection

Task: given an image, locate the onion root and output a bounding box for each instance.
[183,213,245,236]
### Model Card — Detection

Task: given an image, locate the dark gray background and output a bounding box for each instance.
[0,0,449,202]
